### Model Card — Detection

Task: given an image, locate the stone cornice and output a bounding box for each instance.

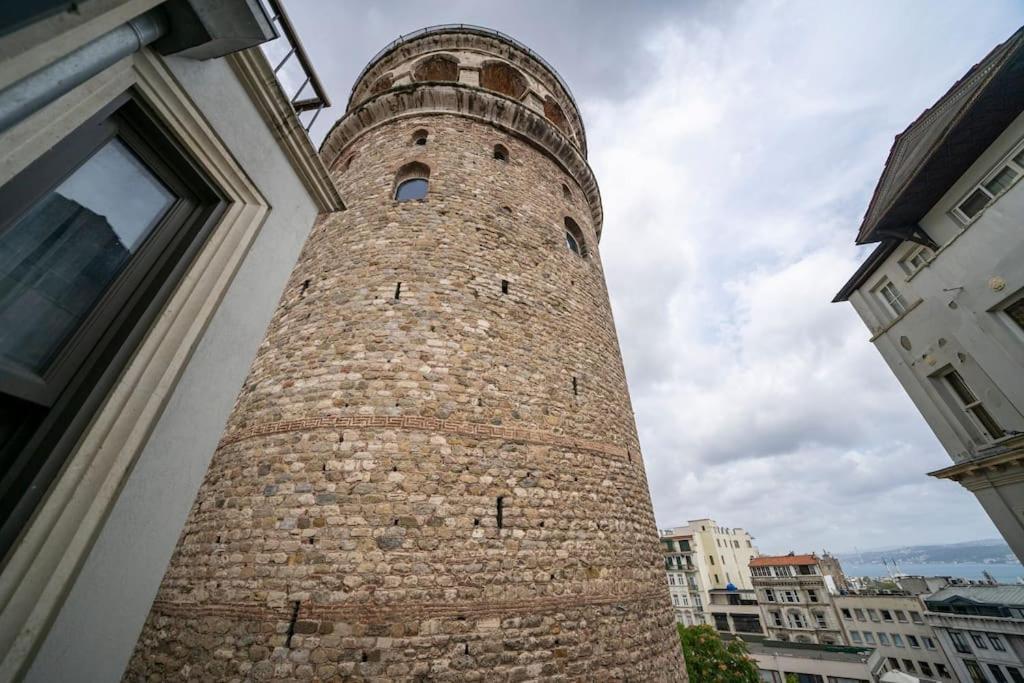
[929,437,1024,488]
[320,82,604,238]
[346,26,587,156]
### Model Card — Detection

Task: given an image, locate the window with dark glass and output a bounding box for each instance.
[950,630,972,654]
[394,161,430,203]
[990,664,1009,683]
[564,216,586,257]
[942,369,1005,442]
[0,93,222,560]
[1005,298,1024,333]
[966,660,988,683]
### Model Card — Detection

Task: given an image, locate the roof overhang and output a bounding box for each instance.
[856,27,1024,245]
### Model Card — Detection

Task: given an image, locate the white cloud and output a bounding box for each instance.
[585,0,1021,551]
[293,0,1023,553]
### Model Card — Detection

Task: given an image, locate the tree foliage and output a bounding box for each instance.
[677,624,760,683]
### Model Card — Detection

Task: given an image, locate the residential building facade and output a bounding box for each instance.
[834,28,1024,562]
[752,554,847,645]
[836,594,955,680]
[925,585,1024,683]
[0,2,341,680]
[708,587,765,636]
[661,518,760,626]
[741,638,881,683]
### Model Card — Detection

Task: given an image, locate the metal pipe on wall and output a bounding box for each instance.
[0,9,167,134]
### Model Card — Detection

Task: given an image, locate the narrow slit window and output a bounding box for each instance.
[496,496,504,529]
[501,279,509,294]
[394,282,402,299]
[493,144,509,162]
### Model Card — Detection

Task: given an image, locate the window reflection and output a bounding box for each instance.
[0,139,175,373]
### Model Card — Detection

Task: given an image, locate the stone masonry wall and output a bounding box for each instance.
[127,52,685,681]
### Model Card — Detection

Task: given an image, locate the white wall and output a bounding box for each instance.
[25,53,322,683]
[849,110,1024,463]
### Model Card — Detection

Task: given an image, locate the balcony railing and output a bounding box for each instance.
[257,0,331,134]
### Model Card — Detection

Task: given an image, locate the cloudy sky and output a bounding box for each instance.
[286,1,1023,554]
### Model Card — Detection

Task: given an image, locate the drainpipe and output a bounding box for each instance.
[0,9,167,134]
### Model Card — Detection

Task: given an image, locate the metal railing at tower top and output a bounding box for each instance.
[348,24,580,113]
[257,0,331,133]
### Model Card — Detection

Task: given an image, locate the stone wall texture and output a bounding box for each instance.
[127,28,685,682]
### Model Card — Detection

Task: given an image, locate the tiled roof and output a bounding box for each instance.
[750,554,817,567]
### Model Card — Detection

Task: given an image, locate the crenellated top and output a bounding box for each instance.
[322,25,604,237]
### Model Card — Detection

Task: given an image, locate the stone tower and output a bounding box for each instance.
[129,26,686,681]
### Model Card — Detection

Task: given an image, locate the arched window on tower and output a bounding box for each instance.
[564,217,586,257]
[480,61,528,99]
[493,144,509,162]
[412,54,459,82]
[394,161,430,202]
[561,183,572,200]
[412,129,429,146]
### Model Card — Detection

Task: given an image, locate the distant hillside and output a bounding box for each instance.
[838,539,1019,565]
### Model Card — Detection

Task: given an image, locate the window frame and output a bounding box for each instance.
[937,367,1006,443]
[0,92,225,560]
[873,278,909,318]
[951,138,1024,225]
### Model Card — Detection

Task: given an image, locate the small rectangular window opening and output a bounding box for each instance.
[572,376,578,395]
[496,496,504,529]
[394,282,402,300]
[501,279,509,294]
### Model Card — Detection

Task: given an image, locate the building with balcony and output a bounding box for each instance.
[0,1,341,679]
[736,636,882,683]
[661,518,760,626]
[924,585,1024,683]
[834,27,1024,562]
[835,593,955,680]
[752,553,847,645]
[708,587,765,636]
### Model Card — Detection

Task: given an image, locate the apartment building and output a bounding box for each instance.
[661,518,760,626]
[742,639,881,683]
[925,585,1024,683]
[834,27,1024,561]
[835,594,955,680]
[752,554,847,645]
[0,2,342,679]
[707,588,765,636]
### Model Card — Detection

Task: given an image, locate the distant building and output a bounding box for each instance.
[834,28,1024,562]
[660,518,760,626]
[925,585,1024,683]
[738,637,882,683]
[751,553,847,645]
[835,593,955,680]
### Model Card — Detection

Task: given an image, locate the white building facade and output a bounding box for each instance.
[0,2,341,680]
[835,28,1024,561]
[660,518,760,627]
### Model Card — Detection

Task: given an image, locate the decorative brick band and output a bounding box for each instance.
[150,589,666,624]
[217,414,636,462]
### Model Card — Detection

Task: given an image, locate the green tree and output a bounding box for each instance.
[677,624,760,682]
